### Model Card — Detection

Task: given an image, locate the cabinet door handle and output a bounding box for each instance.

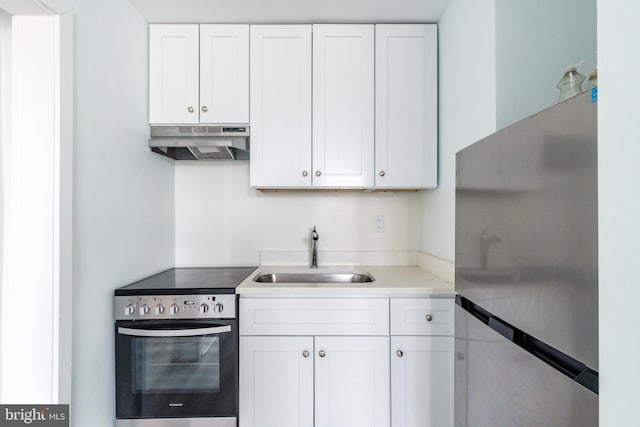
[201,106,208,112]
[187,106,194,113]
[379,171,386,177]
[302,171,309,177]
[315,171,322,177]
[396,349,404,358]
[318,350,326,358]
[302,350,310,358]
[425,314,433,322]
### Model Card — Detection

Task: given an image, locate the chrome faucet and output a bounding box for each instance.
[311,226,319,269]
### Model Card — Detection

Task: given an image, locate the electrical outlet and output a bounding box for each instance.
[374,215,385,233]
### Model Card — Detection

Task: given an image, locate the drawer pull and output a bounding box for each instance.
[318,350,326,358]
[425,314,433,322]
[396,349,404,358]
[302,350,310,358]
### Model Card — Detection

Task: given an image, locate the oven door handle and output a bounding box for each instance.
[117,325,232,337]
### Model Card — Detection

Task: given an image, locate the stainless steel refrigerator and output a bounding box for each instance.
[455,90,599,427]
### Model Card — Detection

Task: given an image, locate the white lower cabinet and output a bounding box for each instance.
[239,336,314,427]
[239,297,453,427]
[315,336,390,427]
[391,336,454,427]
[240,335,389,427]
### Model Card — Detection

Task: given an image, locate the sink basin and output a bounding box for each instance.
[253,271,375,284]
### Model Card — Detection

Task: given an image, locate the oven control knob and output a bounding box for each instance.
[124,304,135,316]
[155,304,165,315]
[199,303,209,314]
[212,303,224,314]
[139,304,150,316]
[170,304,179,314]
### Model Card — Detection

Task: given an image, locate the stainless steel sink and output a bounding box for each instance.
[253,271,375,284]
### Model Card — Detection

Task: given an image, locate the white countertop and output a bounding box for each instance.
[236,265,455,297]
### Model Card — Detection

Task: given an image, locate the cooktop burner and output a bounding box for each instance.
[114,267,257,296]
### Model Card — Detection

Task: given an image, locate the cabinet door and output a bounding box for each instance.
[315,336,390,427]
[250,25,312,188]
[149,24,199,124]
[200,25,249,124]
[312,25,374,188]
[391,336,453,427]
[239,336,314,427]
[375,24,438,189]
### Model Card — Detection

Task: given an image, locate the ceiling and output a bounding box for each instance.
[0,0,51,14]
[129,0,452,24]
[0,0,70,14]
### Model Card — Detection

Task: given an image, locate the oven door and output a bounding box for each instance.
[115,319,237,419]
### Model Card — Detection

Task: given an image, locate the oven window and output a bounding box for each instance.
[132,336,221,393]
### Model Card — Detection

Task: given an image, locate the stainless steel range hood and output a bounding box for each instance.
[148,125,250,160]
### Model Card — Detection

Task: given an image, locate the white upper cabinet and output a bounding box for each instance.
[312,24,375,188]
[248,23,437,190]
[250,25,312,188]
[375,24,438,189]
[149,25,199,124]
[200,25,249,124]
[149,24,249,125]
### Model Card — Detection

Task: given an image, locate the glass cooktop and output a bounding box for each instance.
[114,267,257,296]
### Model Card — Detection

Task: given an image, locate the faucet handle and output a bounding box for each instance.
[312,225,319,240]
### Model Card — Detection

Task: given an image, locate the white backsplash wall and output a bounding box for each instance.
[175,162,422,266]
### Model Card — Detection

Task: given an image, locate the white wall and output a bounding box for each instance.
[175,163,421,266]
[70,0,174,425]
[598,0,640,425]
[422,0,598,262]
[495,0,597,129]
[420,0,497,262]
[130,0,451,24]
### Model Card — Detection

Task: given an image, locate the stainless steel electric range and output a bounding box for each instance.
[113,267,256,427]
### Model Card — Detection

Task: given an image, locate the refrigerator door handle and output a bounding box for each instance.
[575,369,599,393]
[456,295,598,394]
[488,316,516,342]
[523,335,599,393]
[458,294,490,323]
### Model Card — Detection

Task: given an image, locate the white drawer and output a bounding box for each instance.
[390,298,454,336]
[240,298,389,336]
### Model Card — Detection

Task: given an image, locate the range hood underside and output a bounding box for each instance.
[148,126,250,160]
[150,140,250,160]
